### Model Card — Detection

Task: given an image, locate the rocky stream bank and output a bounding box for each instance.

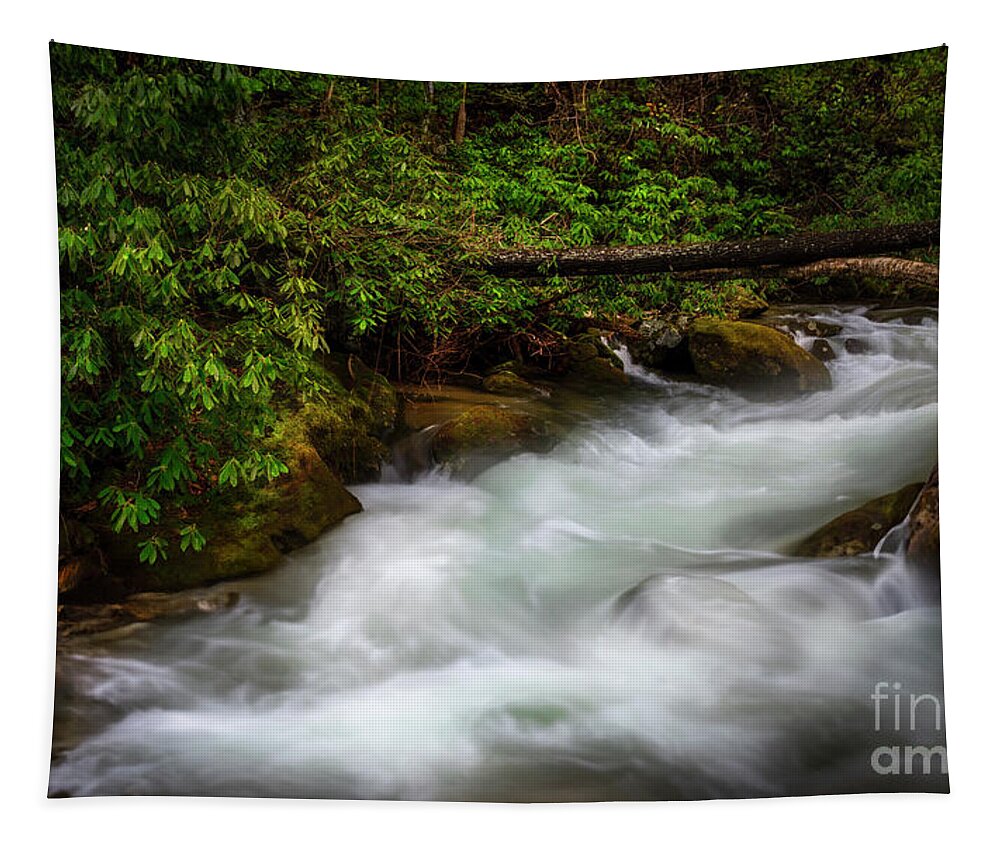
[55,303,940,643]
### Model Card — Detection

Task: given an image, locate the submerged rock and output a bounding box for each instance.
[58,587,241,639]
[866,306,938,325]
[123,588,241,621]
[613,573,771,647]
[810,339,837,362]
[752,313,843,339]
[688,318,833,396]
[794,483,923,558]
[389,426,439,482]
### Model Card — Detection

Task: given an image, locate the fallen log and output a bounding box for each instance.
[482,221,939,278]
[670,256,939,289]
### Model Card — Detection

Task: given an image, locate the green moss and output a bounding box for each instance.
[431,404,561,475]
[794,483,923,558]
[482,371,541,396]
[272,356,400,485]
[567,340,600,362]
[320,353,401,436]
[689,318,832,395]
[284,402,387,485]
[562,332,628,387]
[435,405,537,449]
[97,437,364,592]
[568,355,629,386]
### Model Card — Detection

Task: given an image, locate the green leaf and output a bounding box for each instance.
[138,536,168,565]
[179,524,207,553]
[218,458,240,488]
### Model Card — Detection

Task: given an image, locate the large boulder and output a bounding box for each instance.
[308,354,402,483]
[95,434,362,593]
[794,483,923,558]
[688,318,833,396]
[64,358,397,597]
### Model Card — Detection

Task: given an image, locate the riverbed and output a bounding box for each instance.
[49,306,945,800]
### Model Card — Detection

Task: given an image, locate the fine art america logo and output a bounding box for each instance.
[870,681,948,775]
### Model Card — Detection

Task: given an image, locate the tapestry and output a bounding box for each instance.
[49,43,947,801]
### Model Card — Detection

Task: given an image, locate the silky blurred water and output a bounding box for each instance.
[50,307,945,800]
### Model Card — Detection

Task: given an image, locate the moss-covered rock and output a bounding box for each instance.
[723,283,769,318]
[66,358,402,597]
[96,435,362,593]
[794,483,923,558]
[482,370,544,396]
[569,355,629,386]
[906,466,939,574]
[688,318,832,396]
[577,328,622,359]
[303,354,401,482]
[431,404,560,476]
[486,359,555,381]
[342,355,402,437]
[563,331,629,387]
[291,401,389,485]
[567,340,600,362]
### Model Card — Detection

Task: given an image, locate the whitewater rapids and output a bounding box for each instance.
[50,307,946,801]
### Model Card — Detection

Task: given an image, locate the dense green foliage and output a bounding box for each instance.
[52,44,945,563]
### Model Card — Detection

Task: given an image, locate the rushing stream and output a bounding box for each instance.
[50,306,946,801]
